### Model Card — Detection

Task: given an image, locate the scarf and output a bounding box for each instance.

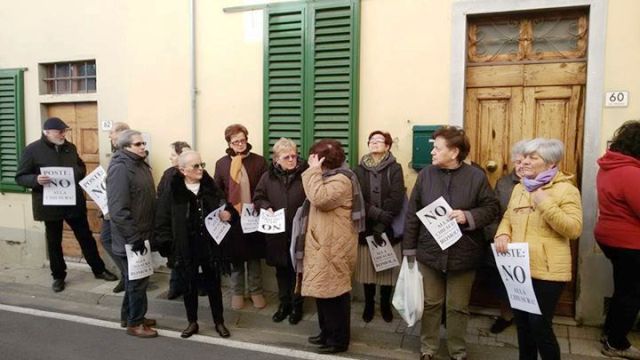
[523,167,558,192]
[361,151,389,168]
[360,152,396,208]
[226,144,252,212]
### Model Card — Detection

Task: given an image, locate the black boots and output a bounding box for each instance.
[380,285,393,323]
[362,283,375,322]
[272,303,292,323]
[289,302,303,324]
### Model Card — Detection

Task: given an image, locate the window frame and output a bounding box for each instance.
[0,68,26,193]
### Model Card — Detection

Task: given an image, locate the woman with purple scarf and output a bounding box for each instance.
[495,138,583,360]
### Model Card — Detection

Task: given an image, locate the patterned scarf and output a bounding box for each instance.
[523,167,558,192]
[226,144,252,212]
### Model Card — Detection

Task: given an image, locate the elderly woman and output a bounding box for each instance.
[253,138,309,325]
[353,130,405,323]
[157,141,191,300]
[298,139,363,354]
[495,138,583,360]
[214,124,268,310]
[595,121,640,359]
[484,140,527,334]
[155,150,234,339]
[403,126,499,360]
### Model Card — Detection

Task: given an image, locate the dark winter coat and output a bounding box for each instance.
[214,150,268,261]
[253,159,309,267]
[15,136,88,221]
[106,149,156,257]
[155,171,237,281]
[157,166,180,199]
[354,153,405,245]
[484,171,520,241]
[403,163,499,272]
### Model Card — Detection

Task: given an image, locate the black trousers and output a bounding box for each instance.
[45,215,106,280]
[184,263,224,325]
[513,279,565,360]
[316,292,351,348]
[275,261,303,308]
[600,243,640,350]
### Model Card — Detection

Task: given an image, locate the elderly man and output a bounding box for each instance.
[15,117,117,292]
[107,129,157,338]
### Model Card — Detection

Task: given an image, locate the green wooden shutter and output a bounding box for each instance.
[309,0,359,165]
[264,5,306,157]
[0,69,26,193]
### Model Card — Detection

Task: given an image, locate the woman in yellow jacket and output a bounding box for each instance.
[495,138,583,360]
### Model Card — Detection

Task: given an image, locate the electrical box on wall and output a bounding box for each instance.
[410,125,442,170]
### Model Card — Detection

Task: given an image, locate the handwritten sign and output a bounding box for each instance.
[205,205,231,244]
[416,196,462,250]
[492,243,541,315]
[241,203,259,233]
[79,166,108,215]
[41,167,76,206]
[366,233,400,272]
[125,240,153,280]
[258,208,285,234]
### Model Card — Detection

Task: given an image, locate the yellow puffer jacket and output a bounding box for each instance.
[301,166,358,299]
[496,171,582,282]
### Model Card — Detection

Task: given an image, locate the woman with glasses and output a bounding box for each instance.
[495,138,583,360]
[353,130,405,323]
[214,124,268,310]
[403,126,499,360]
[253,138,308,325]
[155,150,234,338]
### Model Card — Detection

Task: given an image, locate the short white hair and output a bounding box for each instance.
[523,138,564,165]
[511,140,528,161]
[178,150,199,168]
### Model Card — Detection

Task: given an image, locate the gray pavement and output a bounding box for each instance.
[0,264,625,359]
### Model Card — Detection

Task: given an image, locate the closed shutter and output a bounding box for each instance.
[0,69,26,193]
[264,0,359,164]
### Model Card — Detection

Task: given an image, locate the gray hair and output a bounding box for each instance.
[178,150,199,168]
[111,122,130,134]
[523,138,564,165]
[116,129,142,149]
[272,137,297,159]
[510,140,528,161]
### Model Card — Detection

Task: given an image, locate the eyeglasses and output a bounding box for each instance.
[368,139,386,145]
[131,141,147,147]
[188,162,206,170]
[279,154,297,161]
[230,139,247,146]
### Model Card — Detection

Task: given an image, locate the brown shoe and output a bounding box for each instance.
[126,324,158,338]
[231,295,245,310]
[251,294,266,309]
[121,318,156,328]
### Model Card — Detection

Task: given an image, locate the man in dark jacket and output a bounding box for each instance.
[15,117,117,293]
[107,129,157,338]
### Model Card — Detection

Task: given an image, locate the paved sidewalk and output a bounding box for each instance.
[0,264,624,359]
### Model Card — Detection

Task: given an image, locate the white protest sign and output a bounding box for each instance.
[41,167,76,206]
[416,196,462,250]
[492,243,541,315]
[258,208,285,234]
[79,166,108,215]
[366,233,400,272]
[125,240,153,280]
[205,205,231,244]
[241,203,259,233]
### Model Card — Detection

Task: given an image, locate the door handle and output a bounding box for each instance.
[486,160,498,173]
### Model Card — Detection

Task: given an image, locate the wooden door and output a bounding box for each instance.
[46,103,104,260]
[465,63,585,316]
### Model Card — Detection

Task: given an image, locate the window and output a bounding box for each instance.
[0,69,26,193]
[43,61,96,94]
[264,0,360,165]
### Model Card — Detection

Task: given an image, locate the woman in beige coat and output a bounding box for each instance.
[300,139,363,354]
[495,138,583,360]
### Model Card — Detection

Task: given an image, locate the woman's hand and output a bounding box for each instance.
[494,234,511,254]
[308,153,325,169]
[449,209,467,224]
[531,188,548,205]
[219,210,232,222]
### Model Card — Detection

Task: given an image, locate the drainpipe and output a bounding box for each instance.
[190,0,197,148]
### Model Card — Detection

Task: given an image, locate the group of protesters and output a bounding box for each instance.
[15,117,640,359]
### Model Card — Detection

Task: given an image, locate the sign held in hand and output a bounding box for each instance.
[79,166,108,215]
[492,243,541,315]
[42,167,76,206]
[258,208,285,234]
[416,196,462,250]
[205,205,231,244]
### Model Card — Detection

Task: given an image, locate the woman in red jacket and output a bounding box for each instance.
[595,120,640,359]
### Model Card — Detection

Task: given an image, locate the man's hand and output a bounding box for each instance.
[131,240,147,256]
[37,175,51,185]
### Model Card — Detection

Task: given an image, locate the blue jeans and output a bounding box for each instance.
[115,256,150,326]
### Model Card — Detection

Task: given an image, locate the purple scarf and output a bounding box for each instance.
[523,167,558,192]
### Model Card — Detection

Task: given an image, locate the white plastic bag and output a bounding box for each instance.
[392,256,424,327]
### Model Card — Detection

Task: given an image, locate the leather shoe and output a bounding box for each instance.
[317,345,348,354]
[121,318,156,328]
[52,279,65,292]
[215,323,230,338]
[126,324,158,338]
[288,306,303,325]
[272,304,291,323]
[167,289,183,300]
[112,279,125,293]
[95,269,118,281]
[180,322,199,338]
[308,334,326,346]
